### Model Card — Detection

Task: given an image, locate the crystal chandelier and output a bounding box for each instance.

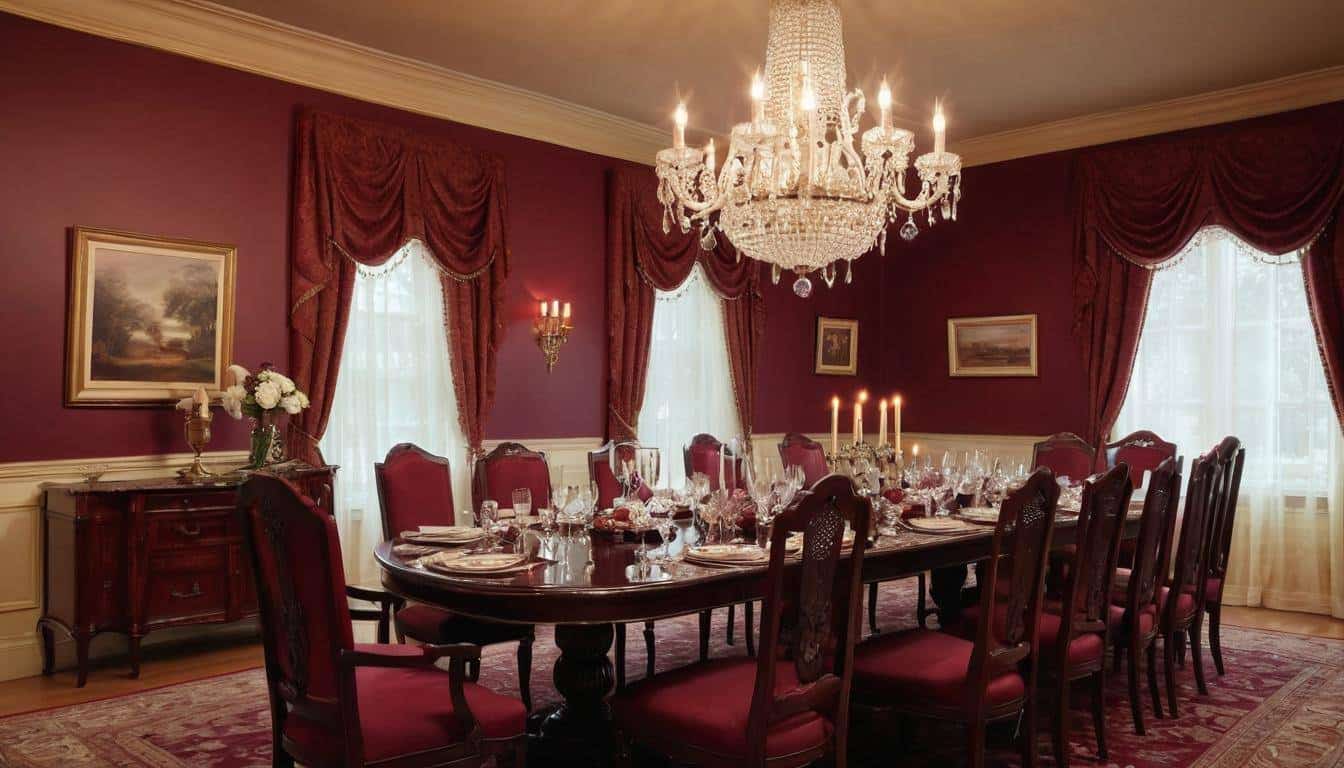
[655,0,963,297]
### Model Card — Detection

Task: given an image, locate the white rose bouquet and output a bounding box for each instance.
[221,363,309,421]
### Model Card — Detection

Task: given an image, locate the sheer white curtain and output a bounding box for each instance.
[320,240,470,586]
[637,263,742,489]
[1116,228,1344,618]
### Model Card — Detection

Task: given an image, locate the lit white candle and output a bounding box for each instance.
[878,80,892,132]
[673,103,687,150]
[561,302,571,320]
[855,390,868,444]
[718,442,726,491]
[830,396,840,454]
[540,301,549,317]
[704,138,716,175]
[750,70,766,127]
[551,299,560,318]
[892,396,902,454]
[878,398,888,447]
[933,104,946,154]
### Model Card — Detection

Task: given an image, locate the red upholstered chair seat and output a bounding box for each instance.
[1159,585,1196,621]
[395,603,532,645]
[961,605,1104,669]
[1206,576,1222,603]
[852,629,1025,710]
[283,644,526,764]
[1107,603,1157,635]
[612,657,832,759]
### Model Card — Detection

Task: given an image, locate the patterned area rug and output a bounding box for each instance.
[2,581,1341,767]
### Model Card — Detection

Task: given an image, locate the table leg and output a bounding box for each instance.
[929,564,969,626]
[535,623,615,765]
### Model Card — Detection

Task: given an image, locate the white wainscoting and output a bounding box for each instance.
[0,431,1040,681]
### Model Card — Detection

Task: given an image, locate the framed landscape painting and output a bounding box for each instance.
[66,227,236,406]
[947,314,1038,377]
[815,316,858,375]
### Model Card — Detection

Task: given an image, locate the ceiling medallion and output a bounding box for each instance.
[655,0,963,296]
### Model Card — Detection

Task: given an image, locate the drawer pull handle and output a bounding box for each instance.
[171,582,203,599]
[174,524,202,537]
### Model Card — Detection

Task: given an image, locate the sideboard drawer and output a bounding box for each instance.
[142,492,236,513]
[145,568,228,622]
[148,512,232,549]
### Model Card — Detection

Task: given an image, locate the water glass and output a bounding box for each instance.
[512,487,532,518]
[478,500,500,551]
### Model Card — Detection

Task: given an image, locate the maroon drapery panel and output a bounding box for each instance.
[289,109,510,464]
[1073,104,1344,448]
[606,167,763,442]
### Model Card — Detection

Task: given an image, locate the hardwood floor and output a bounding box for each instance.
[0,606,1338,719]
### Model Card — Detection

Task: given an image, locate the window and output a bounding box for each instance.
[637,263,742,489]
[321,240,469,584]
[1116,227,1343,616]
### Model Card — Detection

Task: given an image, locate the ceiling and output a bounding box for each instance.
[210,0,1344,146]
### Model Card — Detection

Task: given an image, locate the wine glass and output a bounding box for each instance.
[511,487,532,519]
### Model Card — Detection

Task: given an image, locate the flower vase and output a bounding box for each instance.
[247,412,283,470]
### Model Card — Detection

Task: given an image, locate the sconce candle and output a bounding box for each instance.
[534,297,573,372]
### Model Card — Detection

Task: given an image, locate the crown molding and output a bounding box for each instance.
[952,65,1344,167]
[2,0,1342,169]
[0,0,667,164]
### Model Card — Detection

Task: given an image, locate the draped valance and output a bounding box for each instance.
[289,108,511,462]
[606,167,763,442]
[1073,102,1344,447]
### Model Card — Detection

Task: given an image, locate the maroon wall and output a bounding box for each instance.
[0,12,879,463]
[879,150,1087,436]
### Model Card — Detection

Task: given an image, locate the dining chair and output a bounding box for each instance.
[301,481,401,647]
[776,432,830,486]
[472,441,552,512]
[376,443,535,710]
[851,467,1060,768]
[1109,455,1181,735]
[1105,430,1178,489]
[1038,463,1131,768]
[612,474,870,768]
[685,433,756,656]
[1155,450,1220,717]
[588,441,657,688]
[239,472,528,768]
[1031,432,1096,482]
[1203,436,1244,677]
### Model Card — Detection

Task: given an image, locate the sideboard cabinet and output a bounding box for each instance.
[39,464,335,686]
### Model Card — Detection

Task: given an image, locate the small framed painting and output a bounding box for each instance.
[66,226,237,406]
[947,314,1038,377]
[815,316,859,375]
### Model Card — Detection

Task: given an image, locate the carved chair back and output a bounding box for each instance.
[968,467,1060,702]
[1057,463,1132,667]
[748,474,870,765]
[1165,452,1218,628]
[589,441,656,509]
[1106,430,1179,489]
[375,443,456,540]
[1031,432,1096,483]
[472,442,551,512]
[1205,437,1245,598]
[1121,456,1182,626]
[777,432,831,486]
[239,473,363,765]
[683,433,746,492]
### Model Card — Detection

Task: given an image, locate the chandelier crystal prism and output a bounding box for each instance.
[655,0,963,296]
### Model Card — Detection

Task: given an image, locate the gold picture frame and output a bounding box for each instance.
[66,226,237,406]
[947,314,1038,377]
[815,316,859,375]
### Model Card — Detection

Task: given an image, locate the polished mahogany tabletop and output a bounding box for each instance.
[374,510,1138,626]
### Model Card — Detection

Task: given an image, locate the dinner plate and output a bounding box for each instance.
[400,526,484,545]
[906,517,981,534]
[427,552,528,574]
[685,544,768,566]
[958,507,1000,524]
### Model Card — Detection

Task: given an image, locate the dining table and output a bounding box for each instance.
[376,507,1142,766]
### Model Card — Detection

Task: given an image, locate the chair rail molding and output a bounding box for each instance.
[2,1,1342,168]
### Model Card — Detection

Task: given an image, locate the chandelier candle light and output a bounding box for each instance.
[656,0,963,298]
[534,299,573,372]
[827,390,901,469]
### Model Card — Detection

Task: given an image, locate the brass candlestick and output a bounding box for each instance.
[178,410,214,481]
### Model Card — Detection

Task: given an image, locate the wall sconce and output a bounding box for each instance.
[534,299,572,372]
